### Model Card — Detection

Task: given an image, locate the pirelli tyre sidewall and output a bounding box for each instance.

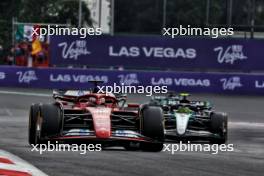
[210,112,228,144]
[37,104,62,143]
[28,104,40,145]
[140,105,164,152]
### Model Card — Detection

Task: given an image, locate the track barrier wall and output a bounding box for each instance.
[0,66,264,95]
[50,35,264,71]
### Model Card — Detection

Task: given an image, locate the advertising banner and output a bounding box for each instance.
[1,66,264,95]
[50,35,264,71]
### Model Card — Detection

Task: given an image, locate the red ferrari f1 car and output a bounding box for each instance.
[28,81,164,151]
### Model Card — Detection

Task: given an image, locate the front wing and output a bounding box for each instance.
[165,129,222,142]
[42,129,157,144]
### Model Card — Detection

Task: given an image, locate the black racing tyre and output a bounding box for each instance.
[40,104,62,139]
[210,112,228,144]
[140,106,164,152]
[28,104,40,145]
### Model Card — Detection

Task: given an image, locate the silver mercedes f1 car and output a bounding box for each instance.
[148,93,228,144]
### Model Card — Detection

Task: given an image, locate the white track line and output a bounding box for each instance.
[229,122,264,128]
[0,90,50,97]
[0,149,48,176]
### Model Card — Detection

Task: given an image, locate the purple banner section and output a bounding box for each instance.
[0,66,264,95]
[50,35,264,71]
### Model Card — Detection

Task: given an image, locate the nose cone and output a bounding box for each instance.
[96,128,111,138]
[87,107,112,138]
[176,113,190,135]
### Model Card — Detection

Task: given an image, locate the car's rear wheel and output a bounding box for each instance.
[140,105,164,152]
[28,104,40,145]
[210,112,228,144]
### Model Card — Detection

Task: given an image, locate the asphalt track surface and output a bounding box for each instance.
[0,87,263,176]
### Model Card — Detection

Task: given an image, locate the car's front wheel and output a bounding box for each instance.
[29,103,62,145]
[40,104,62,139]
[140,105,164,152]
[28,104,40,145]
[210,112,228,144]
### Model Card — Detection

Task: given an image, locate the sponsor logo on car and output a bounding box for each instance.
[16,70,38,83]
[220,76,242,90]
[114,130,139,138]
[214,45,247,64]
[93,108,111,114]
[66,129,91,136]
